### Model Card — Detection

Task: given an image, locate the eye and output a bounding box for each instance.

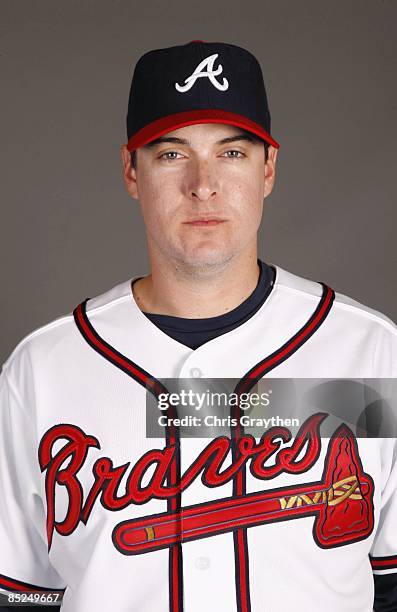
[222,150,245,159]
[159,151,183,161]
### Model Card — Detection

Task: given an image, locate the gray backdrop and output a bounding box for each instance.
[1,0,396,365]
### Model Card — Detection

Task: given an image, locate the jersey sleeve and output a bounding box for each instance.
[0,365,65,593]
[370,323,397,608]
[370,327,397,572]
[370,436,397,610]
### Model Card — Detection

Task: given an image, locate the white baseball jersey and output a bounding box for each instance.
[1,265,396,612]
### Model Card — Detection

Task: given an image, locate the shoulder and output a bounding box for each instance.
[274,265,396,334]
[2,277,135,381]
[273,266,397,376]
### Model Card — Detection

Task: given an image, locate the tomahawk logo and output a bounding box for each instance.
[175,53,229,92]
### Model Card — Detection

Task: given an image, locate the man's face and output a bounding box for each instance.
[121,123,277,274]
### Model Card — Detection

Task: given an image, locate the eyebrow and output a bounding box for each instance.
[143,134,257,148]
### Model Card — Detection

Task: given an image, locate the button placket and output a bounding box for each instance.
[189,367,202,378]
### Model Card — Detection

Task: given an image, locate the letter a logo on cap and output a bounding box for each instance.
[175,54,229,93]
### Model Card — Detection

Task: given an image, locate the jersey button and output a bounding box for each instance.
[195,556,210,570]
[190,367,202,378]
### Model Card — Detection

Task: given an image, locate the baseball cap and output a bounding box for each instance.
[126,40,280,152]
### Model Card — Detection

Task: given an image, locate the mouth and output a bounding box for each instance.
[183,219,226,227]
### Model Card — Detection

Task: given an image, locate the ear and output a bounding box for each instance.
[120,144,139,200]
[263,145,278,199]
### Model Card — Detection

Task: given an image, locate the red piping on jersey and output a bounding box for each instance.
[73,301,184,612]
[74,303,159,390]
[230,281,334,612]
[236,284,334,387]
[0,573,65,593]
[370,555,397,570]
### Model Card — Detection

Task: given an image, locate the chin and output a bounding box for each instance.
[174,248,234,273]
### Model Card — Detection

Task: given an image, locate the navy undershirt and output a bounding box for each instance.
[136,260,275,350]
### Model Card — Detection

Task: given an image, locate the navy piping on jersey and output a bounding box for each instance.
[0,574,65,593]
[229,278,334,612]
[371,555,397,571]
[73,301,184,612]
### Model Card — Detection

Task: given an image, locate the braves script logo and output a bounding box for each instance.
[175,53,229,92]
[38,413,374,554]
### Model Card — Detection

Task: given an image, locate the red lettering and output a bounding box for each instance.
[38,413,327,546]
[38,424,99,548]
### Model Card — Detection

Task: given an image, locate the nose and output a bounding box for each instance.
[187,159,219,202]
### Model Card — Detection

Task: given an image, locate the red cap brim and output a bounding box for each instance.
[126,109,280,151]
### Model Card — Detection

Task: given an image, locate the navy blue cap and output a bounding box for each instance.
[126,41,280,152]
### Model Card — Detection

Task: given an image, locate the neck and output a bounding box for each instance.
[132,250,261,318]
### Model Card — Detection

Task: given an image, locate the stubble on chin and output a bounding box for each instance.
[170,248,237,279]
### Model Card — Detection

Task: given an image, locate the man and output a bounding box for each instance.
[0,41,396,612]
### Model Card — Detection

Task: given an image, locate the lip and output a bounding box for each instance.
[183,219,226,227]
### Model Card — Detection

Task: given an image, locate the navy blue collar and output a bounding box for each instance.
[136,260,275,349]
